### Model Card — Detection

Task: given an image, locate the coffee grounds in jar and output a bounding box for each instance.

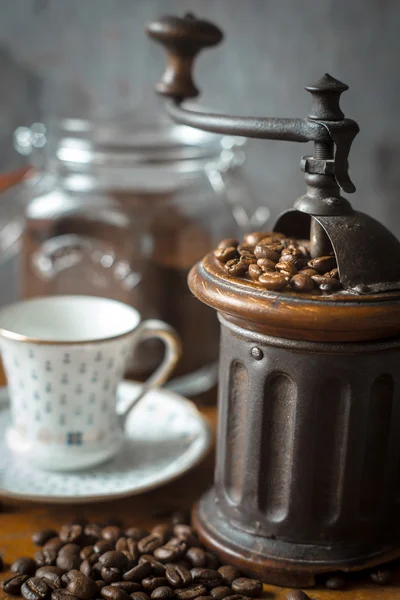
[213,232,343,294]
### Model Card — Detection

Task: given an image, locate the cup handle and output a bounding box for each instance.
[119,319,182,426]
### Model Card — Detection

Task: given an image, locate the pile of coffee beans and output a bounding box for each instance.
[213,232,342,294]
[1,517,265,600]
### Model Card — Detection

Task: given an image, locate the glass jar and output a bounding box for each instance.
[5,114,268,397]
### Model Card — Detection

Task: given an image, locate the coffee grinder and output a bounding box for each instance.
[147,14,400,588]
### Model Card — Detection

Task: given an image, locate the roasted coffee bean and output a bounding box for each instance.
[67,575,98,600]
[217,239,239,250]
[101,527,123,543]
[254,244,280,263]
[115,538,138,558]
[51,591,78,600]
[110,582,141,594]
[11,556,37,576]
[32,530,59,547]
[298,268,318,277]
[175,584,207,600]
[35,548,58,567]
[319,279,342,293]
[244,232,280,246]
[43,538,65,554]
[231,580,262,598]
[151,524,172,544]
[210,587,234,600]
[84,524,102,540]
[123,560,152,582]
[369,568,392,585]
[139,555,166,576]
[172,526,199,549]
[59,525,83,545]
[154,542,187,563]
[194,597,214,600]
[165,564,192,588]
[192,569,222,589]
[217,567,241,587]
[92,562,103,579]
[2,574,29,595]
[56,553,81,572]
[285,591,310,600]
[93,541,114,555]
[307,255,336,273]
[101,568,121,584]
[289,273,314,292]
[186,548,207,568]
[58,544,81,557]
[189,568,204,580]
[151,587,175,600]
[258,271,289,290]
[220,595,250,600]
[275,261,297,277]
[98,551,128,570]
[142,578,169,592]
[131,593,151,600]
[80,559,94,578]
[21,577,52,600]
[247,264,263,281]
[80,546,95,561]
[214,247,239,264]
[101,586,130,600]
[35,567,65,589]
[328,268,339,279]
[124,527,149,541]
[138,535,164,554]
[324,575,346,590]
[256,258,276,272]
[224,259,249,277]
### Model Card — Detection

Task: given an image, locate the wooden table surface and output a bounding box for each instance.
[0,373,400,600]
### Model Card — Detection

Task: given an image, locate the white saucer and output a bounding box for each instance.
[0,381,212,503]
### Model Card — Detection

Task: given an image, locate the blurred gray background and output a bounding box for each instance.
[0,0,399,230]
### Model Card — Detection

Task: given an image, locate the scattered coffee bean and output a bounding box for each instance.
[217,239,239,250]
[79,546,94,561]
[224,259,248,277]
[96,581,106,590]
[11,556,37,576]
[204,554,219,571]
[325,575,346,590]
[123,561,152,582]
[125,527,149,541]
[139,555,166,576]
[58,544,81,557]
[2,574,29,595]
[101,527,123,543]
[186,548,207,568]
[231,578,262,597]
[217,568,241,588]
[80,559,94,578]
[101,586,130,600]
[115,537,138,559]
[67,575,99,600]
[131,593,151,600]
[290,273,314,292]
[111,582,141,593]
[154,542,187,563]
[59,525,84,545]
[52,591,79,600]
[43,538,65,554]
[192,569,222,589]
[34,548,58,567]
[308,255,337,273]
[35,567,64,589]
[98,551,128,571]
[93,540,114,555]
[142,577,169,592]
[152,524,173,543]
[32,530,59,547]
[84,524,102,540]
[369,568,392,585]
[56,554,81,572]
[151,586,175,599]
[195,597,214,600]
[21,577,52,600]
[138,535,164,554]
[175,584,207,600]
[101,567,121,584]
[210,587,234,599]
[214,247,239,263]
[285,592,310,600]
[165,564,192,588]
[258,271,290,290]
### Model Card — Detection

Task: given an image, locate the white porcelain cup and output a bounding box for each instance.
[0,295,182,471]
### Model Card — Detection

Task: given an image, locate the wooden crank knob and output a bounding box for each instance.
[146,13,223,100]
